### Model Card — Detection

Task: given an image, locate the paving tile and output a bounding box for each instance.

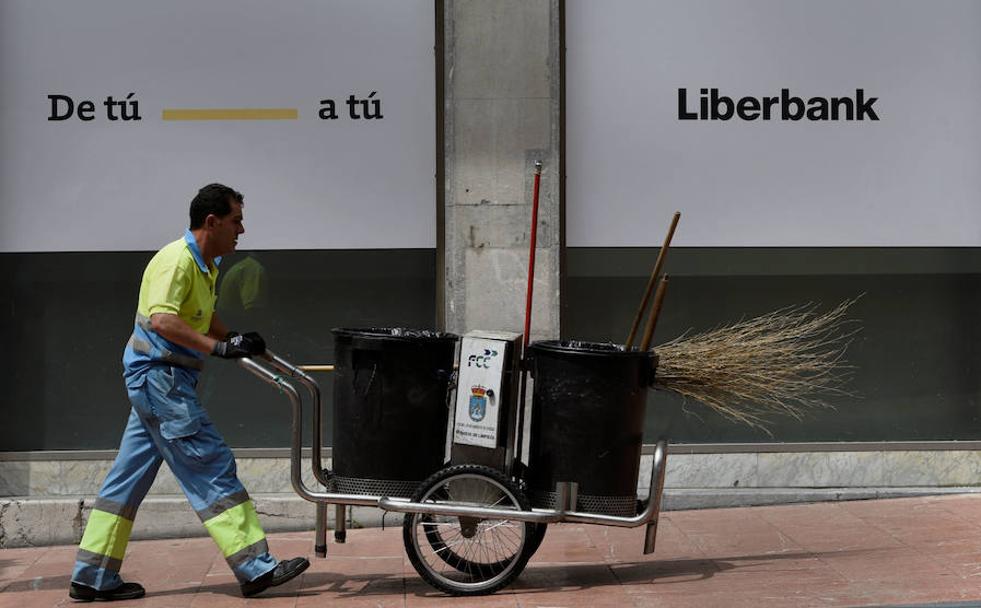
[581,517,701,563]
[523,525,605,563]
[0,547,47,591]
[935,551,981,579]
[297,556,403,599]
[5,495,981,607]
[0,587,72,608]
[406,578,519,607]
[317,527,406,559]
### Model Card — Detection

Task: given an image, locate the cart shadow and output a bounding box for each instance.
[296,547,875,599]
[0,548,874,599]
[0,573,323,599]
[500,549,873,596]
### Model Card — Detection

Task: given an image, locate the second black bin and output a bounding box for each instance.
[331,328,459,498]
[526,340,656,517]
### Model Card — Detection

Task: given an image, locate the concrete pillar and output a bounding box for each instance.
[441,0,562,341]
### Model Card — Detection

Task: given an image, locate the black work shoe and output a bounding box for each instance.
[240,557,310,598]
[69,581,146,602]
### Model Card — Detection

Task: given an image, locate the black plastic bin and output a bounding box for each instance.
[331,328,459,498]
[526,340,657,516]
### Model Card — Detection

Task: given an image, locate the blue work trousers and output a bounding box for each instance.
[71,365,277,590]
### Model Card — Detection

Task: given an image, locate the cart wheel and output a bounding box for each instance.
[524,523,547,559]
[421,518,545,576]
[422,513,515,576]
[403,464,534,596]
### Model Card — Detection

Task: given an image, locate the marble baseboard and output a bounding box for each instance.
[0,493,383,549]
[0,457,323,497]
[3,450,981,498]
[638,450,981,491]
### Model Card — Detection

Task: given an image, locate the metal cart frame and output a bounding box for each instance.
[239,349,668,595]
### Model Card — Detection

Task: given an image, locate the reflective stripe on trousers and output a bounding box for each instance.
[71,366,276,590]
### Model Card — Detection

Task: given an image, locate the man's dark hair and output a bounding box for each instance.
[189,183,244,229]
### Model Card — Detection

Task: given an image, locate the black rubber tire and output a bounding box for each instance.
[524,523,548,560]
[402,464,534,596]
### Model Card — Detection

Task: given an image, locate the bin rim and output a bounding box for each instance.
[528,339,656,358]
[331,327,459,343]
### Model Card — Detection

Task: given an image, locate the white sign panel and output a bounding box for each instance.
[453,337,506,449]
[0,0,435,252]
[567,0,981,247]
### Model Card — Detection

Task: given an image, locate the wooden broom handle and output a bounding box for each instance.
[639,275,670,351]
[625,212,680,348]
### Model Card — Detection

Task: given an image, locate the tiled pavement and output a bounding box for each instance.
[3,495,981,607]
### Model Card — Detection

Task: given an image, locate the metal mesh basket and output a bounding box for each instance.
[532,491,638,518]
[330,475,421,499]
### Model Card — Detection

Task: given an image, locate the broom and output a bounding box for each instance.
[652,299,860,430]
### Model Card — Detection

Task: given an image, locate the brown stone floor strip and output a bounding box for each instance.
[1,495,980,607]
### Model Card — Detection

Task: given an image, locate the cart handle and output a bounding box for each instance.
[238,351,390,507]
[241,352,332,488]
[299,363,461,372]
[298,364,335,372]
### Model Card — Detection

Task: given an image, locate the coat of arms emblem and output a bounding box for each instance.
[468,385,487,422]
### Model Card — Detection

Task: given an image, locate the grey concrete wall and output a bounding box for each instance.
[443,0,562,340]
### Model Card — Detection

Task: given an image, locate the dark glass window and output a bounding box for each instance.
[0,249,437,450]
[563,248,981,442]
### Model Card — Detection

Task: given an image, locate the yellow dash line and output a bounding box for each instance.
[162,108,298,121]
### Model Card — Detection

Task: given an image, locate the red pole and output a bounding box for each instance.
[523,160,543,349]
[516,160,543,474]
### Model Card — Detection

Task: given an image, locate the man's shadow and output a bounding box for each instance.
[0,548,873,599]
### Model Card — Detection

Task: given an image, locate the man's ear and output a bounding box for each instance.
[205,214,218,229]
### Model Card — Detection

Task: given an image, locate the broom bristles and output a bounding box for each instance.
[653,299,860,432]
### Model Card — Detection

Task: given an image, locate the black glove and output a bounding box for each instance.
[212,331,266,359]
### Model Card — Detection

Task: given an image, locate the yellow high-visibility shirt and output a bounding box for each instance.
[137,232,218,334]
